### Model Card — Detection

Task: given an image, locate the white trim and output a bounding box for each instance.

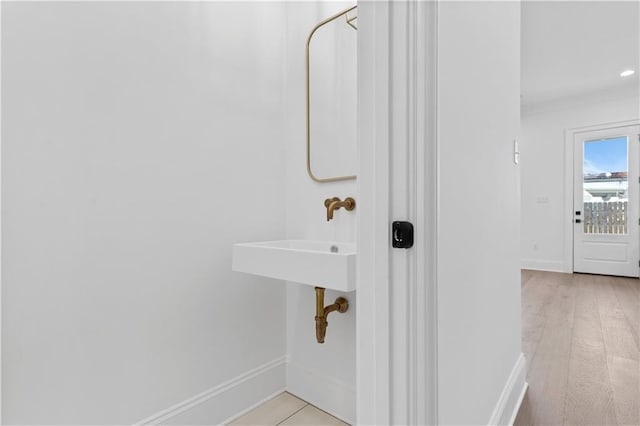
[520,259,568,273]
[356,1,391,424]
[487,353,528,426]
[357,1,438,424]
[563,119,640,274]
[415,1,439,423]
[286,362,355,425]
[0,1,4,421]
[134,356,287,425]
[357,2,438,424]
[508,381,529,426]
[563,129,574,274]
[388,2,414,422]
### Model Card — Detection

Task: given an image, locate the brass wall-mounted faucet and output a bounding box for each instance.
[315,287,348,343]
[324,197,356,221]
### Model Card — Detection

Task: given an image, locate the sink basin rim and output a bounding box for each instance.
[234,239,356,255]
[232,239,356,292]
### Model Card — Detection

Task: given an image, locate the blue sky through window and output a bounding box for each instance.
[583,136,628,175]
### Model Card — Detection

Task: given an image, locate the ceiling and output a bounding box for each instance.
[521,1,639,106]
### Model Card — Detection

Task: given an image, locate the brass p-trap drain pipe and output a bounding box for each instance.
[314,287,349,343]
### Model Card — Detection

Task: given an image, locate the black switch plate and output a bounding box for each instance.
[392,221,414,249]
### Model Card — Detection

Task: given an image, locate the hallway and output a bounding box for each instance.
[515,270,639,425]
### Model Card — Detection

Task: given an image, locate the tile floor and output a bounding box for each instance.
[229,392,348,426]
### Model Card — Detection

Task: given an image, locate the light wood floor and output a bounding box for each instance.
[515,270,640,426]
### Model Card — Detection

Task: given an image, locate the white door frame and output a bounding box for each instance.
[1,1,4,422]
[357,1,438,424]
[563,119,640,273]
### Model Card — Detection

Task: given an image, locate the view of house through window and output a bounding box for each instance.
[583,136,629,234]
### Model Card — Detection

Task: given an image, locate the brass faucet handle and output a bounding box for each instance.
[343,197,356,211]
[324,197,341,208]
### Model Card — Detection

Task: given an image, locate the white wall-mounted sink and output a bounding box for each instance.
[232,240,356,292]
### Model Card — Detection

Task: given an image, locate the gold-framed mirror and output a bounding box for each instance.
[306,5,357,183]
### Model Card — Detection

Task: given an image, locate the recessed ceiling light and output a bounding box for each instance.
[620,70,635,77]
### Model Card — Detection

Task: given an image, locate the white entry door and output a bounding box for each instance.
[573,125,640,277]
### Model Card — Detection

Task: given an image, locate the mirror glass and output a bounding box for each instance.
[307,8,357,182]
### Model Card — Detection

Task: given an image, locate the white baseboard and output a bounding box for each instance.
[508,380,529,426]
[134,356,286,426]
[286,361,355,425]
[133,357,356,426]
[521,258,568,273]
[487,353,528,426]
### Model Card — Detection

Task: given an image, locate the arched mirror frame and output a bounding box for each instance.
[305,5,358,183]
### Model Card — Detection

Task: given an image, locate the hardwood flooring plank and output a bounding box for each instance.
[521,283,556,361]
[521,269,535,286]
[601,316,639,361]
[537,283,575,424]
[516,271,639,426]
[564,339,618,425]
[609,279,640,351]
[607,355,640,426]
[521,271,570,364]
[518,273,575,426]
[565,274,618,426]
[513,392,534,426]
[522,312,545,359]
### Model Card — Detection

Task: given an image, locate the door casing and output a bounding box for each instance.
[356,1,438,424]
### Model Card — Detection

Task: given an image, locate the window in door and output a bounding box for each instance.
[582,136,628,235]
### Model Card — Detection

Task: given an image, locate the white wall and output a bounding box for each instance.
[283,2,357,424]
[437,2,525,424]
[521,87,640,272]
[2,3,288,424]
